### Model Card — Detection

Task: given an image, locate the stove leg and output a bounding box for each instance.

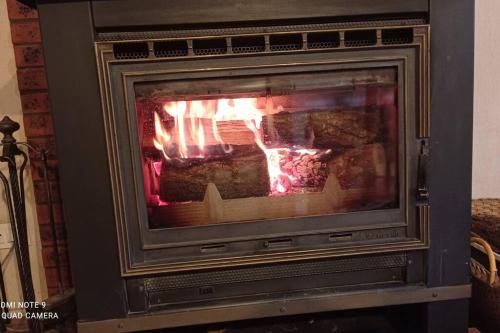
[425,299,469,333]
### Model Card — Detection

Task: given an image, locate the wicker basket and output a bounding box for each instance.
[472,199,500,253]
[470,236,500,332]
[470,199,500,332]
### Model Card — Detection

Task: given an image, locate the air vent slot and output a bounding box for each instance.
[113,42,149,59]
[232,35,266,54]
[193,38,227,55]
[307,31,340,49]
[154,40,188,57]
[200,244,226,254]
[329,233,353,242]
[382,28,414,45]
[344,30,377,47]
[270,34,303,52]
[263,238,293,248]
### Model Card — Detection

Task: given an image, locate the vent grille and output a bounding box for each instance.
[113,42,149,59]
[108,26,420,60]
[307,31,340,49]
[144,253,406,291]
[154,40,188,57]
[193,38,227,55]
[232,35,266,54]
[270,34,303,51]
[345,30,377,47]
[382,28,414,45]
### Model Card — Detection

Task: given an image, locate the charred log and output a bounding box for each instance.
[263,111,313,147]
[328,143,390,190]
[263,108,381,148]
[159,146,269,202]
[310,109,381,148]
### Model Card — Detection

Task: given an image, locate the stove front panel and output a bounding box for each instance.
[96,25,429,275]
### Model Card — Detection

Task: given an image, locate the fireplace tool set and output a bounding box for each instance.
[0,116,64,332]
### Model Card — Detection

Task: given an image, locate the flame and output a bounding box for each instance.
[161,101,189,158]
[196,121,205,152]
[263,147,322,195]
[216,98,263,128]
[154,97,262,159]
[153,112,171,160]
[153,96,318,195]
[190,100,211,154]
[212,116,233,154]
[265,148,291,194]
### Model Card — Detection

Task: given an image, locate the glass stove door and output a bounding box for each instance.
[134,67,400,229]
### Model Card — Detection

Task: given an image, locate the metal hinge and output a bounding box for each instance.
[417,139,429,204]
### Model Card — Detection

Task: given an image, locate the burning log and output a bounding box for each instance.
[159,145,270,202]
[263,108,381,148]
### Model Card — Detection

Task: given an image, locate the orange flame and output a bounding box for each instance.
[216,98,263,128]
[161,101,189,158]
[153,112,171,160]
[212,116,233,154]
[155,97,262,159]
[242,115,297,194]
[153,96,318,195]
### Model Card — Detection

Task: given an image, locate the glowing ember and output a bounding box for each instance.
[263,148,327,195]
[153,96,325,195]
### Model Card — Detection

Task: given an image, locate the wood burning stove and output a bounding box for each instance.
[34,0,474,332]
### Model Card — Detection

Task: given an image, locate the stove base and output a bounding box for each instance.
[77,284,470,333]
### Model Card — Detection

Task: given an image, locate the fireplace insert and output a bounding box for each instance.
[35,0,473,332]
[95,24,429,275]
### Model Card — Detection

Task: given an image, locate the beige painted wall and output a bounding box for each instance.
[473,0,500,199]
[0,0,48,305]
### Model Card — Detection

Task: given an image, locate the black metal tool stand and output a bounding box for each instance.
[0,116,64,332]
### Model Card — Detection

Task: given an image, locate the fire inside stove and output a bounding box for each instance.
[152,97,330,197]
[135,70,399,228]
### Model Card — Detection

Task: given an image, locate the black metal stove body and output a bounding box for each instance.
[35,1,474,332]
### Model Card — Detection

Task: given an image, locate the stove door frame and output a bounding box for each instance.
[96,27,430,276]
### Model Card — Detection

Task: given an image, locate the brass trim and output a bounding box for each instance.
[414,27,431,137]
[97,19,427,42]
[95,25,430,276]
[128,240,427,276]
[95,43,136,275]
[77,284,470,333]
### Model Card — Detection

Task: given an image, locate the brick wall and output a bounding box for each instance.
[6,0,72,297]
